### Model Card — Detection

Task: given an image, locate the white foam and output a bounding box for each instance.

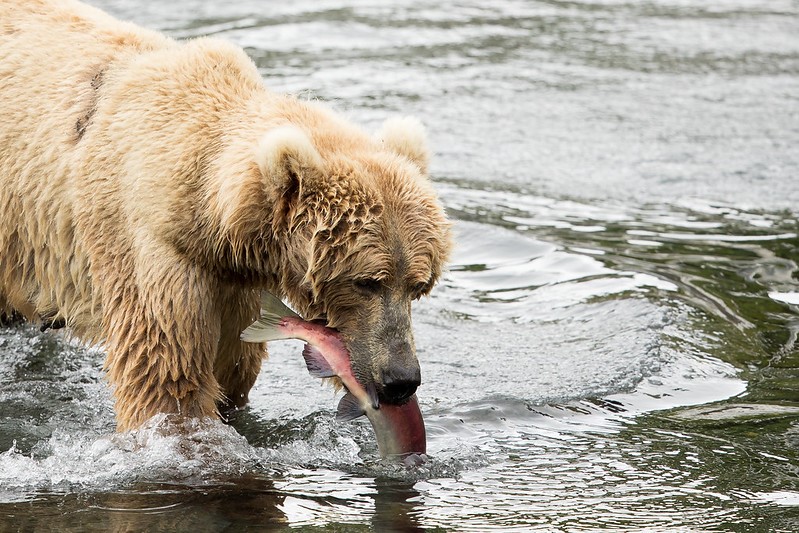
[751,491,799,506]
[768,291,799,305]
[0,415,263,499]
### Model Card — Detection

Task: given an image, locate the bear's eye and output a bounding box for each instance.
[411,282,430,300]
[353,278,382,295]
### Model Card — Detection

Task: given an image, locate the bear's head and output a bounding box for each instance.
[244,112,452,406]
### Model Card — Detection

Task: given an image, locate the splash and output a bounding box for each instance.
[0,414,263,501]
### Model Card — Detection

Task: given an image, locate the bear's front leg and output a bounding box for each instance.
[214,287,264,419]
[102,256,223,431]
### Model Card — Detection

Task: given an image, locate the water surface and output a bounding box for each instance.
[1,0,798,531]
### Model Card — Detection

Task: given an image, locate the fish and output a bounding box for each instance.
[241,292,427,461]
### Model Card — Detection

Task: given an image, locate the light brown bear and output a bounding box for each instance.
[0,0,451,431]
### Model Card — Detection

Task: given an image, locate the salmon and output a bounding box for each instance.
[241,292,426,460]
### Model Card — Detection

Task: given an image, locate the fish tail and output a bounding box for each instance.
[259,291,301,320]
[240,291,301,342]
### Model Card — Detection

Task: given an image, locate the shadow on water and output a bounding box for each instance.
[0,478,287,532]
[372,479,427,533]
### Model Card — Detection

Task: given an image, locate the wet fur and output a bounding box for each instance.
[0,1,451,430]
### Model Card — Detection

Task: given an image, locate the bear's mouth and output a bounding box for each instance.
[310,316,328,326]
[376,382,418,406]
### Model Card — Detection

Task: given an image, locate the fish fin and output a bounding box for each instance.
[336,392,365,421]
[302,344,337,378]
[240,291,301,343]
[259,291,301,320]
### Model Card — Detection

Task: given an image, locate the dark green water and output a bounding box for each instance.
[1,0,798,531]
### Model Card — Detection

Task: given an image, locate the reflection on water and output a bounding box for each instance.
[2,0,799,530]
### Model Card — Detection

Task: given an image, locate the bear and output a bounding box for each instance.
[0,0,451,431]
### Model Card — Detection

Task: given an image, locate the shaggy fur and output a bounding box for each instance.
[0,0,451,430]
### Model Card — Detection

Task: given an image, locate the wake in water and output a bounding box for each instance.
[0,408,494,500]
[0,415,259,495]
[0,322,487,498]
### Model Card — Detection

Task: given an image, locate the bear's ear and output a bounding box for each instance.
[256,125,324,192]
[377,116,429,174]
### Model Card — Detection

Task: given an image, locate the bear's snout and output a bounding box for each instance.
[377,339,421,405]
[379,366,421,405]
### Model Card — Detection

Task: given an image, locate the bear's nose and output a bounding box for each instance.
[380,365,421,405]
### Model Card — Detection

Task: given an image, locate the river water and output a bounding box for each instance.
[1,0,798,531]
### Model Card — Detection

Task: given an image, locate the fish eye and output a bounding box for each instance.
[354,278,382,294]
